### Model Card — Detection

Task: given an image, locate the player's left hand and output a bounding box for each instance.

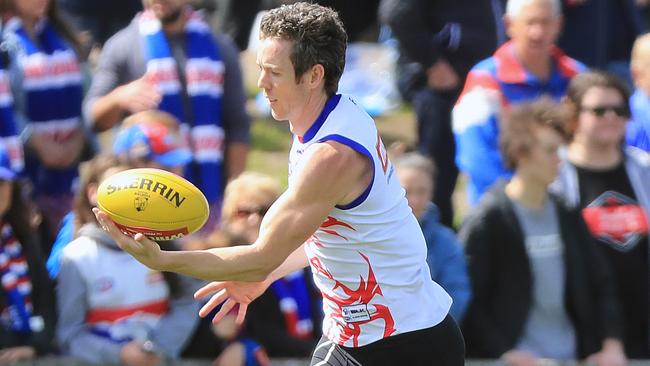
[93,208,165,270]
[194,280,270,325]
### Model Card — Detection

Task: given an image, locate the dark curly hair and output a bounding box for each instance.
[260,2,347,97]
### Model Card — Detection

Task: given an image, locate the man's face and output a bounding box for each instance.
[506,0,561,58]
[256,37,312,125]
[574,86,629,148]
[143,0,187,21]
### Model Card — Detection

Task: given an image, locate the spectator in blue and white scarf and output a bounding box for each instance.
[84,0,251,236]
[3,0,92,242]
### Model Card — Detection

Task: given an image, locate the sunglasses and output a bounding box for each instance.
[580,105,629,118]
[235,206,270,218]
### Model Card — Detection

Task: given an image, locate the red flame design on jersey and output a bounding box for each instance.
[309,253,396,347]
[306,216,356,247]
[319,216,356,241]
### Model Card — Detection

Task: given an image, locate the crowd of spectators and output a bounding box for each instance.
[1,0,650,364]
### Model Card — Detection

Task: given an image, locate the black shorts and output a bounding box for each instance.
[310,314,465,366]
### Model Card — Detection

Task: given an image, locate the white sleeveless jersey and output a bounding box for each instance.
[289,95,452,347]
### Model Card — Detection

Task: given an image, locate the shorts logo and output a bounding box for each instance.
[342,304,371,323]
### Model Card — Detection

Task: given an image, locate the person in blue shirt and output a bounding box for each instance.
[393,152,470,322]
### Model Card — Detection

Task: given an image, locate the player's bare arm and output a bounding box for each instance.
[94,140,372,282]
[193,243,309,324]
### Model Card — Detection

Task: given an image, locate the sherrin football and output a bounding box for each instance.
[97,168,209,241]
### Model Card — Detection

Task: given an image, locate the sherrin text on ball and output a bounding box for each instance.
[97,168,209,241]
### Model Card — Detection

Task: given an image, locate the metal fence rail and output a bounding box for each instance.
[7,359,650,366]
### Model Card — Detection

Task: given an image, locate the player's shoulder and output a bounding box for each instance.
[292,141,370,201]
[290,141,368,192]
[306,140,367,170]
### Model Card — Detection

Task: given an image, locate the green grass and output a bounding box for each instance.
[246,117,291,188]
[250,117,292,152]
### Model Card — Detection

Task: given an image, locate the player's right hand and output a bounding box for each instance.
[114,76,161,113]
[93,208,165,271]
[194,280,270,325]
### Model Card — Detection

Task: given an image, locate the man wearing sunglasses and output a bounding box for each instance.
[552,70,650,360]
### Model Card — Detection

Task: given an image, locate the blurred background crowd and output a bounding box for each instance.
[0,0,650,365]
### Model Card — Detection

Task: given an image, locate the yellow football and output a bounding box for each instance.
[97,168,209,241]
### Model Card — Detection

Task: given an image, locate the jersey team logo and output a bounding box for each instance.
[134,192,150,212]
[582,190,649,252]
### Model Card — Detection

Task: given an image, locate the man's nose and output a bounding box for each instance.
[257,70,269,89]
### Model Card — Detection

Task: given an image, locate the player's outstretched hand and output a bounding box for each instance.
[194,280,270,325]
[93,208,164,270]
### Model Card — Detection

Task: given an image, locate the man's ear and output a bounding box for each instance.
[308,64,325,90]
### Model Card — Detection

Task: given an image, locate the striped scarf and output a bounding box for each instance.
[6,17,82,195]
[0,52,23,174]
[0,221,33,334]
[271,270,314,339]
[139,9,225,204]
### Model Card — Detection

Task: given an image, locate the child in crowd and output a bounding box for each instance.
[46,110,191,278]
